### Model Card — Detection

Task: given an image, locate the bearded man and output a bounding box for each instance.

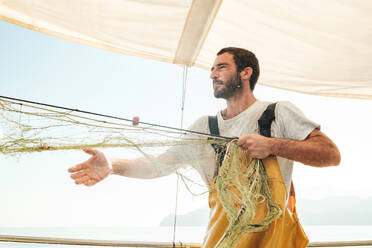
[69,47,340,247]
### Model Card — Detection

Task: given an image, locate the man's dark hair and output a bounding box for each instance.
[217,47,260,91]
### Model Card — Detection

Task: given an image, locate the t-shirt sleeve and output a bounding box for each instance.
[167,115,209,159]
[158,116,209,175]
[273,101,320,141]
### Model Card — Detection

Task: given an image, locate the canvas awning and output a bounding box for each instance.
[1,0,371,99]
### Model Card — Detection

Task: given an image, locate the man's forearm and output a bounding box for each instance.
[270,130,341,167]
[111,153,181,179]
[111,157,160,179]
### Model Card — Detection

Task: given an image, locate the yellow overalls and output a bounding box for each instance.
[202,155,309,248]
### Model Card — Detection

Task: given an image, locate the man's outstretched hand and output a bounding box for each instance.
[68,149,112,186]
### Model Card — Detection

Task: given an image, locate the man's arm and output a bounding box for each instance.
[68,149,180,186]
[237,128,341,167]
[111,153,180,179]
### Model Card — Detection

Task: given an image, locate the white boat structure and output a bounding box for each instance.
[1,234,372,247]
[1,0,371,99]
[1,0,372,247]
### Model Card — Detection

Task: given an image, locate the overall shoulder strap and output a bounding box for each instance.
[259,103,298,209]
[258,103,277,138]
[208,115,226,177]
[208,115,220,136]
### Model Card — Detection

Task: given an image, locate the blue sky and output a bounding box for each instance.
[1,19,372,228]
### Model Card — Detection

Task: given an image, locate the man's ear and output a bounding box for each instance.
[240,67,253,81]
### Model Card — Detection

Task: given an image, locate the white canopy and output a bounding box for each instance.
[1,0,371,99]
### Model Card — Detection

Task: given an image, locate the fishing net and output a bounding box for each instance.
[0,97,219,195]
[0,100,214,154]
[215,141,282,247]
[0,97,281,246]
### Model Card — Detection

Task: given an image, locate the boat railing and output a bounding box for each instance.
[1,235,372,247]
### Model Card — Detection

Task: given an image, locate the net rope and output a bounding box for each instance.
[0,98,282,246]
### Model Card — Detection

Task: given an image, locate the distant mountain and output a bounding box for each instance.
[160,208,209,226]
[297,196,372,225]
[160,196,372,226]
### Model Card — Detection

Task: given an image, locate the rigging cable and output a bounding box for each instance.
[172,65,189,245]
[0,95,232,140]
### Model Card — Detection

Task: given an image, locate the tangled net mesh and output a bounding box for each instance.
[0,98,223,195]
[215,141,282,247]
[0,98,281,245]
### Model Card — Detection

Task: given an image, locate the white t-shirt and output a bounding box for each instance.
[167,100,319,195]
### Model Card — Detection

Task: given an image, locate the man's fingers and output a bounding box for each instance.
[84,179,98,187]
[68,150,97,173]
[237,139,249,149]
[68,162,87,173]
[83,148,97,155]
[75,175,91,185]
[237,138,244,146]
[68,149,105,186]
[72,173,99,186]
[237,135,252,146]
[70,171,86,179]
[237,134,257,148]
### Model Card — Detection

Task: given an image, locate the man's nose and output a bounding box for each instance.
[210,69,218,79]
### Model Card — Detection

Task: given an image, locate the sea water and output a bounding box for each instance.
[1,226,372,247]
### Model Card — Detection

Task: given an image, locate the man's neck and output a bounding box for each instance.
[221,92,256,120]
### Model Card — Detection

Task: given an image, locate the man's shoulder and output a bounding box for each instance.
[274,101,305,118]
[271,100,319,140]
[256,100,296,108]
[255,100,300,116]
[188,115,210,133]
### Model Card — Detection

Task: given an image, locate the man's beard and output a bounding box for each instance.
[213,73,242,99]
